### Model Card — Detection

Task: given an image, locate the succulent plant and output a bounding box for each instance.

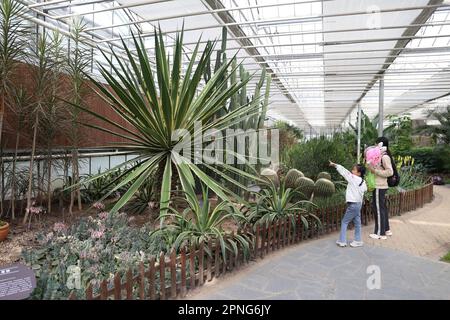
[314,178,336,197]
[296,177,315,200]
[284,169,304,189]
[260,168,280,188]
[317,171,332,181]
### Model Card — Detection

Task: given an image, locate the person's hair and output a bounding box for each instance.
[376,136,393,158]
[354,164,366,186]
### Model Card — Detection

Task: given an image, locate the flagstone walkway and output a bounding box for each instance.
[186,185,450,300]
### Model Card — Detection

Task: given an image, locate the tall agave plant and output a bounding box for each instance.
[71,28,265,215]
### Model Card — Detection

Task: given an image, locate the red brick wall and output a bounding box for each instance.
[2,61,135,150]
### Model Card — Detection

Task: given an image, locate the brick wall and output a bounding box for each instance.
[2,61,134,151]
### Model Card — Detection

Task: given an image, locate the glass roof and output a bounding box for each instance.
[20,0,450,133]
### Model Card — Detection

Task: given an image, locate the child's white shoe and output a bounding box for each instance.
[349,241,364,247]
[336,240,347,247]
[386,230,393,236]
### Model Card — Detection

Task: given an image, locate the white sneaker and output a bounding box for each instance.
[386,230,393,236]
[350,241,364,247]
[369,234,388,240]
[336,240,347,247]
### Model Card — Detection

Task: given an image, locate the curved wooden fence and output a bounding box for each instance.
[69,182,434,300]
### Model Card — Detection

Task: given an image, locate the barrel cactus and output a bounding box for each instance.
[314,178,336,197]
[284,169,304,189]
[260,168,279,188]
[296,177,315,200]
[317,171,332,181]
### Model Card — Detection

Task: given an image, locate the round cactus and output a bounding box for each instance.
[296,176,315,200]
[317,171,332,181]
[314,178,336,197]
[260,168,279,187]
[284,169,304,189]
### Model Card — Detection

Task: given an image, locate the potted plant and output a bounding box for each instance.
[0,220,10,242]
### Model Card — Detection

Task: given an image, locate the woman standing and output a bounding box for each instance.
[366,137,393,240]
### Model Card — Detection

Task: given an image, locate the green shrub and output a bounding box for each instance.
[442,251,450,263]
[398,146,450,173]
[284,136,355,180]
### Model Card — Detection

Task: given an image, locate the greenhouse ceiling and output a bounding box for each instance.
[21,0,450,134]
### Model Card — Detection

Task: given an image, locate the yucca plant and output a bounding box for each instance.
[247,182,321,231]
[0,0,29,218]
[150,185,252,261]
[24,30,67,225]
[70,28,264,215]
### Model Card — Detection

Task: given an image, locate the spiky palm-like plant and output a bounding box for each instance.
[71,29,264,215]
[415,106,450,145]
[150,186,252,261]
[247,182,321,231]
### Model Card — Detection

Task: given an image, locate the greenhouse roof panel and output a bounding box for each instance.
[22,0,450,132]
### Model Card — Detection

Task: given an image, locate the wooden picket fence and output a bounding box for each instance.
[69,182,434,300]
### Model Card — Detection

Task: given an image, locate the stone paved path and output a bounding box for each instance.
[363,185,450,259]
[186,186,450,300]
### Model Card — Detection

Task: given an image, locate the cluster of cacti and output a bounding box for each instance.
[203,27,272,197]
[259,168,336,201]
[203,27,271,131]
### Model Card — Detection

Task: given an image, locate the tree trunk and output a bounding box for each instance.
[47,151,52,214]
[23,112,39,225]
[10,132,20,220]
[154,161,166,204]
[37,159,42,206]
[69,149,82,214]
[0,102,3,218]
[69,151,74,215]
[71,149,82,211]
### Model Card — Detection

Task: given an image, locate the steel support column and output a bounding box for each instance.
[378,76,385,137]
[357,103,362,163]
